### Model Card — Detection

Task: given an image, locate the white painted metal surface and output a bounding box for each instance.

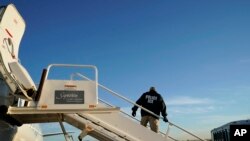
[8,62,37,91]
[78,112,167,141]
[13,124,43,141]
[0,4,25,64]
[37,80,97,110]
[37,64,99,110]
[0,4,34,100]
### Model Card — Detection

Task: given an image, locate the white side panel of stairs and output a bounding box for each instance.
[81,113,166,141]
[70,112,167,141]
[65,114,127,141]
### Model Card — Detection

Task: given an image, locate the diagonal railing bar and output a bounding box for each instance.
[99,99,179,141]
[72,72,206,141]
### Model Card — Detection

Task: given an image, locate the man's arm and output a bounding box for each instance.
[159,95,168,122]
[131,93,145,117]
[132,93,144,111]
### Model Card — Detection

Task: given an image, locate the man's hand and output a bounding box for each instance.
[132,111,136,117]
[163,116,168,122]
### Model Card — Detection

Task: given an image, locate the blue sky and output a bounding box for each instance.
[2,0,250,140]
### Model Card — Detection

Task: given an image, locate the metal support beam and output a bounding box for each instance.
[58,114,71,141]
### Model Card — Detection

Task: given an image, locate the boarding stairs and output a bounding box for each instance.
[6,64,205,141]
[6,64,171,141]
[0,4,205,141]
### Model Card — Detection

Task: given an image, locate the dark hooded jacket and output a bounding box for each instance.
[132,90,167,119]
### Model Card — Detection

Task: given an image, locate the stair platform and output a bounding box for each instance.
[8,106,120,115]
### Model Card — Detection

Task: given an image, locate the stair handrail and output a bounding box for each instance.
[98,98,178,141]
[45,64,98,81]
[72,72,206,141]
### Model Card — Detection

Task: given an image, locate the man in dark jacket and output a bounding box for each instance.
[131,87,168,133]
